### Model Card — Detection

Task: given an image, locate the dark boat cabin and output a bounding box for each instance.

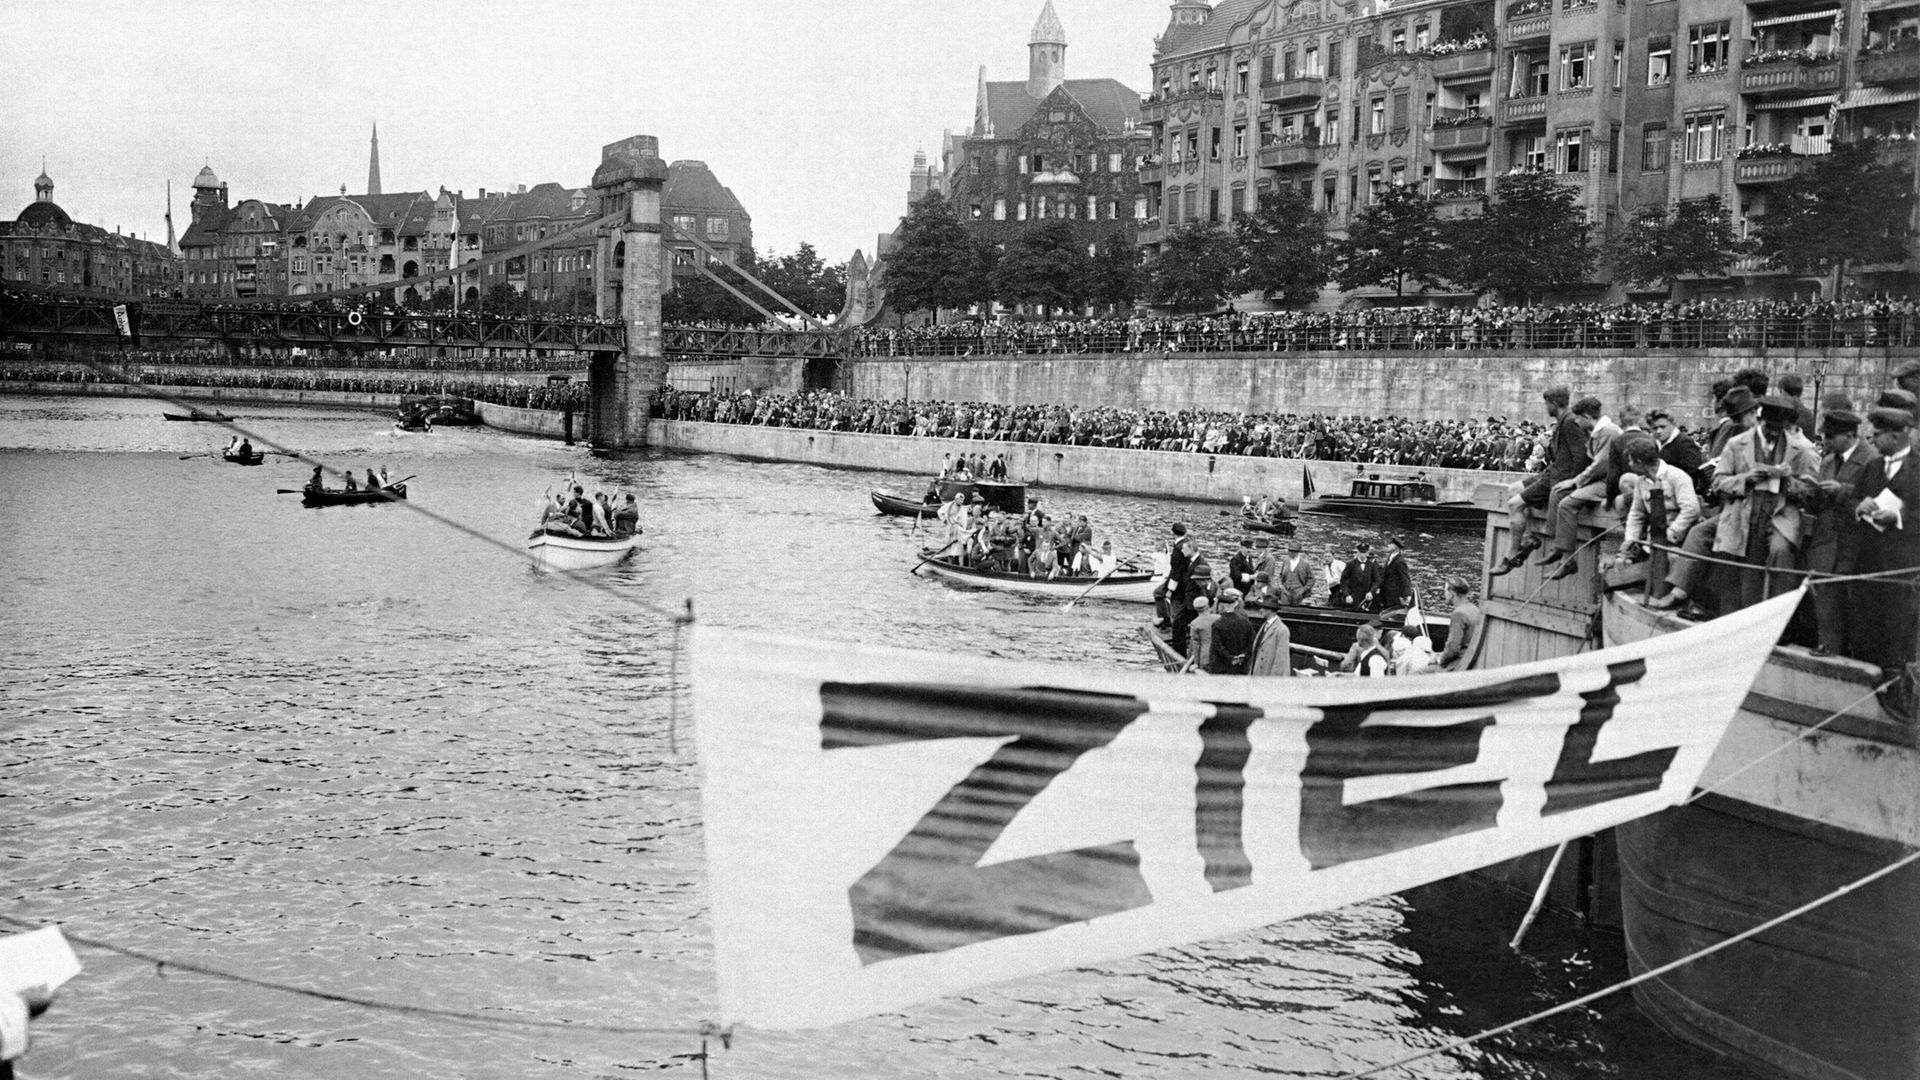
[1349,478,1439,503]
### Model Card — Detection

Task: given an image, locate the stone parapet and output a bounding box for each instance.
[647,419,1524,505]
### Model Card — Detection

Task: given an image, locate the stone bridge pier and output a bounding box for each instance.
[589,135,670,448]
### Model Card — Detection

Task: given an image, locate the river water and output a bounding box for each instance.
[0,394,1762,1080]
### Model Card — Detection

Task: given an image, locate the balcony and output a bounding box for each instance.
[1432,177,1487,200]
[1257,135,1324,169]
[1506,15,1550,43]
[1431,47,1495,80]
[1138,156,1165,185]
[1858,41,1920,87]
[1140,87,1225,120]
[1740,53,1841,97]
[1135,218,1165,245]
[1430,116,1493,151]
[1504,95,1548,122]
[1735,151,1811,184]
[1260,75,1326,107]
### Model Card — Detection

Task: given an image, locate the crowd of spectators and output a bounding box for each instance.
[850,298,1920,357]
[650,387,1553,472]
[0,363,589,411]
[30,347,591,373]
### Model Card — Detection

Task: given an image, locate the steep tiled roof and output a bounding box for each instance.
[664,161,746,214]
[178,204,230,247]
[1157,0,1268,62]
[984,77,1143,136]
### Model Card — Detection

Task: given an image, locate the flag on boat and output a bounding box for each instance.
[692,589,1802,1030]
[1404,596,1426,637]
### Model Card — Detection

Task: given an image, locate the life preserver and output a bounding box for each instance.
[347,309,365,327]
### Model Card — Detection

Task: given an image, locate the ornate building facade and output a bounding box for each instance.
[1138,0,1917,297]
[0,170,179,296]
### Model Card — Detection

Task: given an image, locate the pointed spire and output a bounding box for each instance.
[367,121,383,196]
[165,178,177,252]
[1028,1,1067,98]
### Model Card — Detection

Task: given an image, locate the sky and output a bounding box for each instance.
[1,0,1178,267]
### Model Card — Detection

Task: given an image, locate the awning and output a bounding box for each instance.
[1838,86,1920,108]
[1751,8,1839,27]
[1755,92,1837,109]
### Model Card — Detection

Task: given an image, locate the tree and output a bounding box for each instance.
[1233,189,1331,306]
[1145,222,1241,312]
[1334,185,1447,298]
[1087,237,1141,313]
[991,220,1092,315]
[480,281,525,316]
[1601,195,1748,298]
[880,192,985,315]
[1445,169,1595,304]
[1752,140,1916,298]
[760,243,848,323]
[661,251,765,324]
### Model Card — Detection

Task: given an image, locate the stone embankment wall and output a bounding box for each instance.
[1,379,402,411]
[684,348,1917,426]
[647,419,1523,505]
[474,400,573,439]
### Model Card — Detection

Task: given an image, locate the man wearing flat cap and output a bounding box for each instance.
[1851,408,1920,715]
[1799,410,1877,658]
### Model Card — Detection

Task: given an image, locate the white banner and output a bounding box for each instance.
[693,590,1800,1029]
[112,303,132,340]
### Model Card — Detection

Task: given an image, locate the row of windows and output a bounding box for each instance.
[669,213,732,239]
[965,195,1139,222]
[1012,152,1129,175]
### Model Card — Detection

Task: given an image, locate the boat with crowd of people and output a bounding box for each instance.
[871,478,1029,518]
[914,550,1159,603]
[1466,483,1919,1080]
[163,408,232,422]
[526,528,639,572]
[1143,600,1445,673]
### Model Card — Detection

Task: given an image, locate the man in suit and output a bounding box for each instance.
[1800,410,1877,659]
[1373,536,1415,612]
[1647,408,1706,496]
[1333,541,1377,610]
[1492,385,1591,575]
[1227,539,1259,596]
[1273,540,1316,607]
[1208,589,1257,675]
[1852,408,1919,716]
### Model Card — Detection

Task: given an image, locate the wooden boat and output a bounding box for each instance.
[527,528,639,572]
[221,450,265,466]
[1466,482,1920,1080]
[1144,599,1447,670]
[871,489,941,517]
[300,482,408,508]
[1297,474,1488,531]
[163,410,232,422]
[936,478,1027,514]
[1239,513,1298,537]
[914,552,1160,604]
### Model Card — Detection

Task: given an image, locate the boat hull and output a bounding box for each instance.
[222,452,265,466]
[916,555,1160,603]
[1239,515,1298,537]
[163,411,232,422]
[1606,591,1920,1080]
[871,489,941,517]
[301,483,409,508]
[527,531,638,572]
[1297,495,1487,531]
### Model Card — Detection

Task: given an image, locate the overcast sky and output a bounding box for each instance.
[1,0,1175,265]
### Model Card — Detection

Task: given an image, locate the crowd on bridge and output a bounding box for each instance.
[31,346,590,373]
[0,364,590,411]
[650,387,1556,472]
[849,298,1920,357]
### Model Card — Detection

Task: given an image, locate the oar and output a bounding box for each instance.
[1059,563,1120,613]
[910,540,957,575]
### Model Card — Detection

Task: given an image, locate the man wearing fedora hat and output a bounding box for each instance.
[1649,385,1798,611]
[1851,407,1920,716]
[1800,410,1877,658]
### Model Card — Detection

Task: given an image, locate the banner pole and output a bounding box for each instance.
[1509,840,1570,950]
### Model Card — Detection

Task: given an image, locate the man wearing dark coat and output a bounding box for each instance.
[1373,536,1415,612]
[1800,411,1876,659]
[1208,589,1257,675]
[1850,408,1920,717]
[1333,541,1377,610]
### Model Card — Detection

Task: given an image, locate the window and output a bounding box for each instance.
[1305,44,1321,76]
[1284,48,1299,79]
[1135,195,1149,220]
[1415,23,1430,50]
[1205,65,1219,91]
[1390,164,1406,187]
[1370,95,1387,134]
[672,213,696,234]
[1159,74,1172,98]
[1236,59,1249,95]
[994,197,1006,220]
[1683,111,1725,161]
[1392,90,1410,130]
[1234,124,1247,157]
[1688,22,1730,74]
[1187,130,1200,160]
[1612,41,1624,87]
[1261,52,1275,84]
[1087,195,1098,219]
[1647,40,1672,84]
[1324,108,1340,144]
[1560,42,1594,89]
[1188,66,1201,89]
[1391,28,1407,52]
[1211,126,1222,159]
[1609,123,1621,173]
[1233,184,1248,213]
[706,216,728,237]
[970,202,983,219]
[1017,199,1029,221]
[1556,129,1586,172]
[1185,187,1198,220]
[1368,167,1385,202]
[1209,188,1221,223]
[1109,152,1122,172]
[1529,56,1551,95]
[292,255,307,274]
[1018,154,1029,173]
[1520,133,1548,170]
[673,248,694,267]
[1323,174,1338,211]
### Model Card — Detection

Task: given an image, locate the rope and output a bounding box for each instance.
[1643,540,1920,587]
[0,913,719,1040]
[1335,844,1920,1080]
[1687,675,1900,805]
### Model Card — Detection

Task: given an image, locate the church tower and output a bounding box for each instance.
[367,122,382,196]
[190,163,227,225]
[1028,0,1066,98]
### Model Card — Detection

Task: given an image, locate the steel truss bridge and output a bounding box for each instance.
[1,291,852,360]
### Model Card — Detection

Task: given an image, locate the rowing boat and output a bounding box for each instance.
[301,482,409,508]
[222,450,265,466]
[871,489,941,517]
[914,552,1161,603]
[163,410,233,422]
[1143,600,1447,672]
[1239,514,1298,537]
[527,528,639,572]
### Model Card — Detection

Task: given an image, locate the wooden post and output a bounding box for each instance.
[1647,489,1669,601]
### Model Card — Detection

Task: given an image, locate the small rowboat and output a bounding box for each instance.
[914,552,1162,604]
[301,482,408,508]
[1240,514,1298,537]
[222,450,265,466]
[527,528,639,572]
[163,410,233,422]
[871,489,942,517]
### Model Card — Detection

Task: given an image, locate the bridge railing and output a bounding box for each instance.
[662,325,846,360]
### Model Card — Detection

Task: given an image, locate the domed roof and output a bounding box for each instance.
[18,199,72,228]
[193,164,221,189]
[35,168,52,189]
